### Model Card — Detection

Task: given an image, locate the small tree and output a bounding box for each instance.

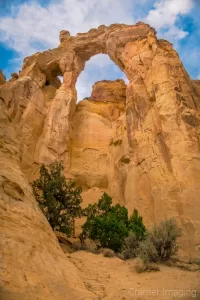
[32,161,82,237]
[80,193,129,252]
[80,194,146,253]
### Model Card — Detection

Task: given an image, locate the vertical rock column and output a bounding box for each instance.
[36,52,85,170]
[120,34,200,258]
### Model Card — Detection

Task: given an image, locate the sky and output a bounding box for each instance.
[0,0,200,100]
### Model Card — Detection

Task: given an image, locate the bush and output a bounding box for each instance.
[139,218,181,263]
[80,193,146,253]
[32,161,83,237]
[135,259,160,273]
[120,233,140,260]
[128,209,146,240]
[139,237,159,263]
[119,210,146,260]
[80,193,129,252]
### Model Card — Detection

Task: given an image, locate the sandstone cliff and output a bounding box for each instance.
[0,22,200,299]
[0,98,94,299]
[0,69,6,85]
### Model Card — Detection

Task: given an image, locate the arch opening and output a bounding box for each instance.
[75,54,129,102]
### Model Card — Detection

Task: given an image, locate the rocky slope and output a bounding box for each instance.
[0,22,200,299]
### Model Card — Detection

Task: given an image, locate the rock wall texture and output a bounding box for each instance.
[0,23,200,297]
[0,98,94,299]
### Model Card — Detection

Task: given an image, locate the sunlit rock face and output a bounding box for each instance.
[70,79,127,210]
[90,79,126,102]
[0,22,200,298]
[0,99,94,300]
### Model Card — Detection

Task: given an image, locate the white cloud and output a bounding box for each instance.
[0,0,135,56]
[145,0,194,40]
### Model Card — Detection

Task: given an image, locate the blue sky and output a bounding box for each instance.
[0,0,199,100]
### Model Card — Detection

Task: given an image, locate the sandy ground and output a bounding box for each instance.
[67,251,200,300]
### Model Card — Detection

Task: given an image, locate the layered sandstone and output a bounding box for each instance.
[70,81,127,211]
[0,22,200,298]
[0,99,94,299]
[90,79,126,102]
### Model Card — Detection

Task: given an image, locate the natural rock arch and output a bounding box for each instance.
[9,23,200,256]
[21,22,156,163]
[0,25,200,300]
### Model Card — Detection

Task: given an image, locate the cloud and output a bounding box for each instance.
[145,0,194,40]
[0,0,134,98]
[0,0,136,56]
[0,0,198,98]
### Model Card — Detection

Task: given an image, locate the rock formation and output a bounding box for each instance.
[0,22,200,298]
[0,69,6,85]
[0,98,94,299]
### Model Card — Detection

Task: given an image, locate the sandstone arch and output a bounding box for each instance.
[1,22,200,299]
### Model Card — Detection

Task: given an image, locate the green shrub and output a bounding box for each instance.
[119,210,146,260]
[81,194,146,253]
[139,218,181,263]
[80,193,129,252]
[128,209,146,240]
[32,161,82,237]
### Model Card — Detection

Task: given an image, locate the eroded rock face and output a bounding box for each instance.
[0,99,94,299]
[0,69,6,85]
[0,23,200,294]
[0,100,96,299]
[90,79,126,102]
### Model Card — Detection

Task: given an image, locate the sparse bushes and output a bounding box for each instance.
[120,217,181,274]
[32,162,182,269]
[139,237,159,263]
[139,218,181,264]
[135,259,160,273]
[32,161,82,237]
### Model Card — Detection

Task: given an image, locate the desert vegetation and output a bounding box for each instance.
[32,161,82,236]
[32,161,183,271]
